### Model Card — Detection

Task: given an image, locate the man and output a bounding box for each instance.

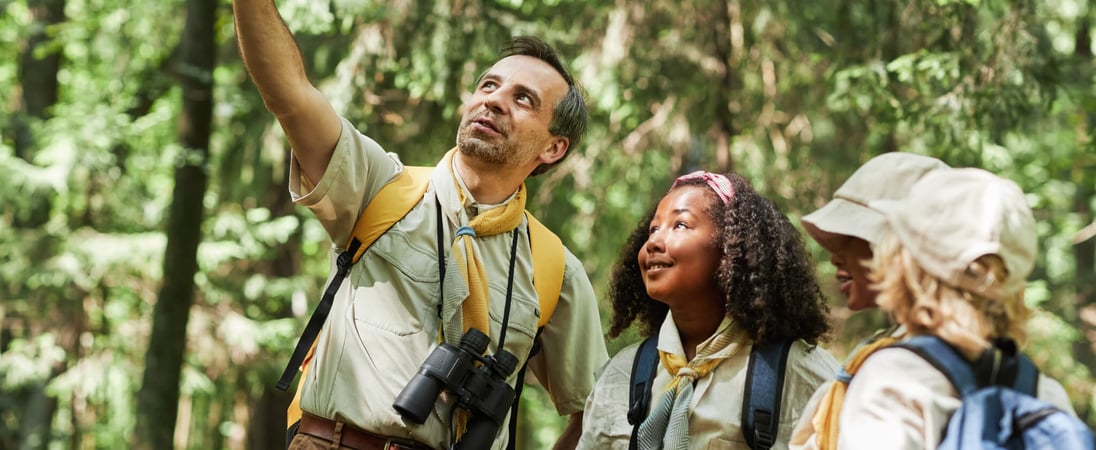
[233,2,609,449]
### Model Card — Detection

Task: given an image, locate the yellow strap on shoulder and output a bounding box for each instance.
[286,166,430,430]
[287,166,565,429]
[525,211,564,328]
[346,166,434,262]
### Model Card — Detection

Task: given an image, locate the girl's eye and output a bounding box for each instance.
[648,225,660,234]
[673,221,688,229]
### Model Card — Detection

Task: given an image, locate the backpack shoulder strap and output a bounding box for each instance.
[524,211,564,328]
[346,165,434,261]
[283,166,433,438]
[893,335,978,396]
[895,335,1040,397]
[741,339,794,450]
[627,336,661,450]
[503,212,566,450]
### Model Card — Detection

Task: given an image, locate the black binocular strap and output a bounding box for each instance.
[506,328,544,450]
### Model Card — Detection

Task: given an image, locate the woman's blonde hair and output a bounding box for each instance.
[870,235,1031,358]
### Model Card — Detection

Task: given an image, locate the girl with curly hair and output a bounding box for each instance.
[577,171,838,450]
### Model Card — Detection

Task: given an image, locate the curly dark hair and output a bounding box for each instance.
[607,173,832,344]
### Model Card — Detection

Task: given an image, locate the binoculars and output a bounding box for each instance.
[393,328,519,449]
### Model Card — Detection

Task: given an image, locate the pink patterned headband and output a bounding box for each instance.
[671,171,735,205]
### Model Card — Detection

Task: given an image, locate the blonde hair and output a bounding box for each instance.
[870,235,1031,359]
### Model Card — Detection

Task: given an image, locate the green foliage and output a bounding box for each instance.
[1,0,1094,447]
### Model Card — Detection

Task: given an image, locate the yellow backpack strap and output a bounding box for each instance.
[285,341,316,428]
[285,166,433,433]
[345,166,434,261]
[525,211,564,328]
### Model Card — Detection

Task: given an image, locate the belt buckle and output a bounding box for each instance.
[383,437,419,450]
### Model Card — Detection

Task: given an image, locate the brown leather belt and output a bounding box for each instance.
[298,413,433,450]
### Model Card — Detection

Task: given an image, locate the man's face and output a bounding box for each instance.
[456,55,569,170]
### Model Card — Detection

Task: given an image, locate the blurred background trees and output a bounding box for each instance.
[1,0,1093,448]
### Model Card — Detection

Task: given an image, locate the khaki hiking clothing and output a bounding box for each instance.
[789,325,908,450]
[834,344,1075,450]
[577,313,839,450]
[289,118,609,450]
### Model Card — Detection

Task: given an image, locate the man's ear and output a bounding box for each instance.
[539,137,570,165]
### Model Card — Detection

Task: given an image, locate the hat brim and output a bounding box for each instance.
[801,197,886,251]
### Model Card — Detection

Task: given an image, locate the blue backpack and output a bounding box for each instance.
[627,336,793,450]
[894,335,1095,450]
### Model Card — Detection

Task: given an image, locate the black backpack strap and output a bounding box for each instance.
[286,420,300,449]
[506,328,545,450]
[741,339,793,450]
[626,336,661,450]
[275,240,361,391]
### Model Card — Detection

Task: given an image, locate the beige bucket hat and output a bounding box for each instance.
[802,152,949,250]
[870,168,1037,299]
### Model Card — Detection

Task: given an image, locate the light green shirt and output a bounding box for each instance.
[289,118,609,450]
[578,313,840,450]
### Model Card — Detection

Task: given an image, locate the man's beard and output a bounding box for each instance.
[456,121,519,167]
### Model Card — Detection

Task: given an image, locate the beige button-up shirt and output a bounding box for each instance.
[289,118,609,450]
[790,325,908,450]
[834,345,1075,450]
[577,313,840,450]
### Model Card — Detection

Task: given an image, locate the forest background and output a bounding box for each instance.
[2,0,1094,448]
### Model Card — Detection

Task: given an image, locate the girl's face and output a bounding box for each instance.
[827,235,876,311]
[638,186,723,308]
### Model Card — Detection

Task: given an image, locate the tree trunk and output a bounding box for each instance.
[14,0,64,159]
[12,0,65,228]
[1070,15,1096,380]
[132,0,217,447]
[9,1,66,445]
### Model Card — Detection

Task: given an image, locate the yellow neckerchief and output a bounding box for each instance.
[441,149,526,443]
[442,148,526,340]
[637,317,745,449]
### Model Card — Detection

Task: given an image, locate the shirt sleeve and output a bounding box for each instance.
[836,348,959,450]
[789,382,829,450]
[777,341,840,450]
[527,247,611,415]
[1036,374,1078,416]
[576,346,636,450]
[288,116,402,247]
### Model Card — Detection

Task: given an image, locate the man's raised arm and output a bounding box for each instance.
[232,0,342,183]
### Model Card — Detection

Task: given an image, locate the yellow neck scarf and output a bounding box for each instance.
[441,149,527,443]
[442,148,526,341]
[637,321,744,450]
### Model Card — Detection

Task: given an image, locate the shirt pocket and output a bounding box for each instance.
[351,227,440,336]
[486,280,539,366]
